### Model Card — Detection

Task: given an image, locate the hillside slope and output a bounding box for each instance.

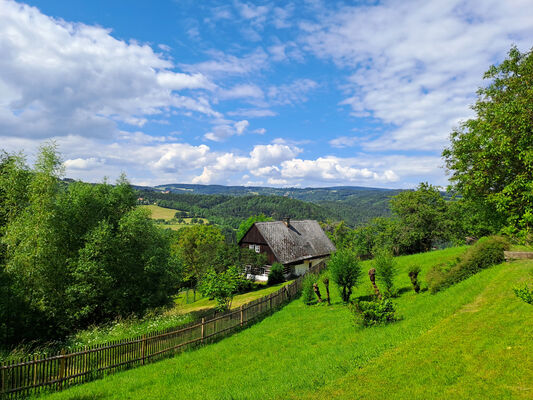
[41,249,533,400]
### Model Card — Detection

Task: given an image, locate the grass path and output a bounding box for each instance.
[39,249,532,400]
[298,260,533,399]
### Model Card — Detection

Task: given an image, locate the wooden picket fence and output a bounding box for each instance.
[1,262,326,398]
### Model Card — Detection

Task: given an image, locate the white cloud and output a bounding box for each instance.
[181,49,268,78]
[253,128,266,134]
[64,157,104,170]
[0,0,220,140]
[156,72,214,91]
[218,84,264,100]
[329,136,359,148]
[302,0,533,151]
[204,119,249,141]
[268,79,318,105]
[227,109,277,118]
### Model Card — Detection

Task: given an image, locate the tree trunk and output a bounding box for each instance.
[313,283,322,302]
[368,268,382,299]
[323,277,331,305]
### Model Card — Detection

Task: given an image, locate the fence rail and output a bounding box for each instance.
[1,262,326,399]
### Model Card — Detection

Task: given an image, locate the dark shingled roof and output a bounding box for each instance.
[253,220,336,265]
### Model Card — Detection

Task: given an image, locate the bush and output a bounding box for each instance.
[427,236,509,293]
[373,249,397,297]
[302,274,317,305]
[328,249,362,302]
[513,284,533,304]
[350,298,398,327]
[267,262,285,286]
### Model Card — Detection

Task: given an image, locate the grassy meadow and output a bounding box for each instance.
[64,280,292,349]
[38,246,533,399]
[140,204,209,230]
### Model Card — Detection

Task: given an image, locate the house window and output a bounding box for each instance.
[254,245,261,253]
[249,244,255,250]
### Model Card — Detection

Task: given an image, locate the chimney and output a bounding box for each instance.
[283,217,291,227]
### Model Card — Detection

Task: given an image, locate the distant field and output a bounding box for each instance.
[140,204,178,220]
[42,247,533,400]
[140,204,208,230]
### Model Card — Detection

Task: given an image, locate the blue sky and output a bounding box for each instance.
[1,0,532,188]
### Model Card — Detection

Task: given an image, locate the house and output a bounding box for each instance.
[238,218,336,281]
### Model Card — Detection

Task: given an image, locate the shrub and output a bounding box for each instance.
[328,249,362,302]
[350,298,398,327]
[302,274,317,305]
[199,266,242,312]
[267,262,285,286]
[513,284,533,304]
[373,249,397,297]
[408,265,421,293]
[427,236,509,293]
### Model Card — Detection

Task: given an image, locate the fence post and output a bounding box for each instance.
[1,361,4,396]
[58,349,66,390]
[240,305,244,327]
[33,354,37,387]
[201,318,205,343]
[141,335,146,365]
[269,293,273,310]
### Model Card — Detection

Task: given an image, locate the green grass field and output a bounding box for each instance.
[39,247,533,400]
[64,281,292,349]
[172,281,292,316]
[140,204,209,230]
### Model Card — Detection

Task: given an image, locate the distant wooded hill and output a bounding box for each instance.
[137,184,403,228]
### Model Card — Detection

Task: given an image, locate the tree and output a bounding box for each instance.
[199,266,243,311]
[328,249,362,302]
[174,224,225,300]
[390,183,451,253]
[373,248,397,296]
[443,46,533,242]
[236,214,273,242]
[0,145,181,344]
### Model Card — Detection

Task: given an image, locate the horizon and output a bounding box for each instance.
[1,0,532,189]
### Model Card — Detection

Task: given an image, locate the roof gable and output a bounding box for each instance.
[246,220,336,265]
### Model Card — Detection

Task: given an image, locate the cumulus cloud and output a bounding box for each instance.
[204,120,250,141]
[64,157,104,170]
[0,0,220,140]
[302,0,533,151]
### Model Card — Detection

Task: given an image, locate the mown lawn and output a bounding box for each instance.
[172,280,292,315]
[39,247,533,399]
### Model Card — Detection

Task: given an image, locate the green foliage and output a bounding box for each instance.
[199,266,244,312]
[390,182,454,253]
[443,46,533,241]
[328,249,361,302]
[236,214,273,242]
[301,274,317,305]
[267,262,285,286]
[350,298,399,327]
[427,236,509,293]
[0,145,180,346]
[513,284,533,305]
[373,249,398,296]
[174,225,225,293]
